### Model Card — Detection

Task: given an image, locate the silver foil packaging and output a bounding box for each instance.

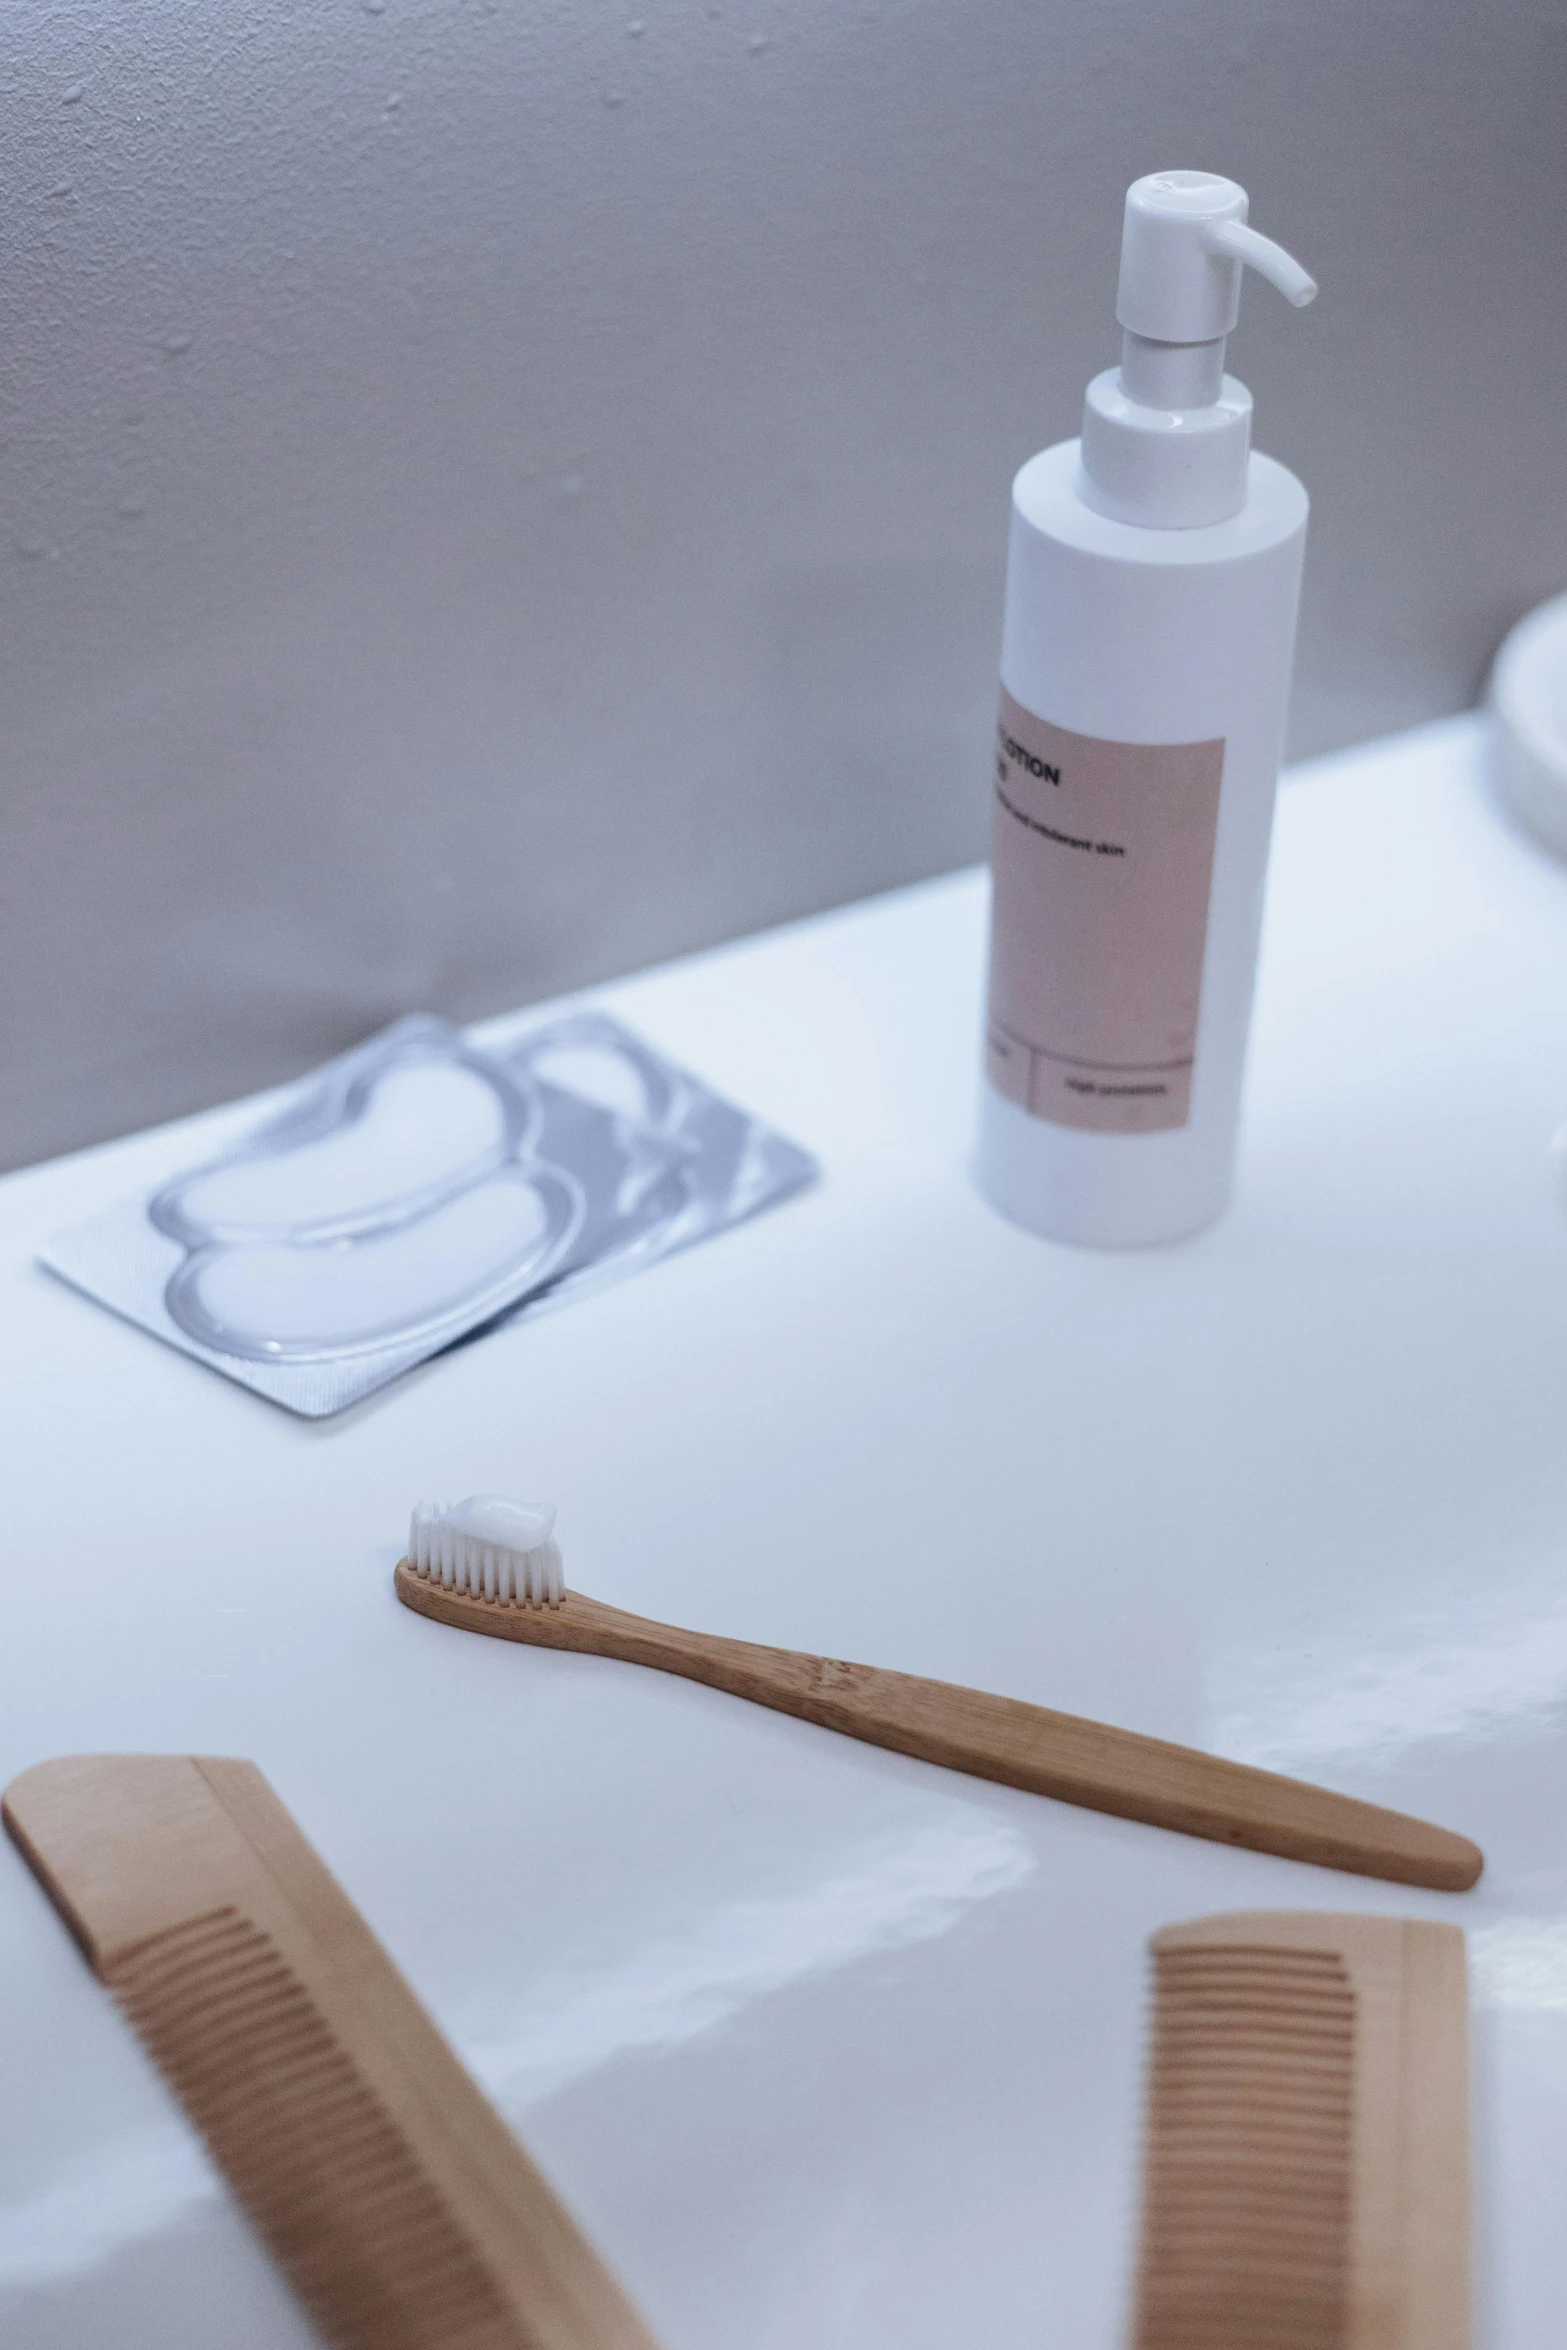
[40,1012,818,1416]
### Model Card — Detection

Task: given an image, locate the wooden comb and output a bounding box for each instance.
[1130,1910,1470,2350]
[2,1755,661,2350]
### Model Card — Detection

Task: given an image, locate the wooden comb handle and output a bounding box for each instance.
[395,1572,1484,1894]
[3,1754,661,2350]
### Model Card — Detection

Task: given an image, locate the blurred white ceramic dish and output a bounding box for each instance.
[1492,592,1567,858]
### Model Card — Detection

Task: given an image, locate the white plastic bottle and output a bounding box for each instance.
[974,170,1316,1247]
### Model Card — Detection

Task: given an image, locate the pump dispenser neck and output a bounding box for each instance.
[1077,171,1316,530]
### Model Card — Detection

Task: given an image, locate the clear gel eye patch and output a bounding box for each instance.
[169,1170,581,1362]
[159,1058,521,1241]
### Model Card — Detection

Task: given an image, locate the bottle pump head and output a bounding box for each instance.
[1078,171,1317,529]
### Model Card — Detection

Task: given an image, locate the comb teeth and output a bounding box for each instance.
[1132,1943,1355,2350]
[109,1908,519,2350]
[3,1755,662,2350]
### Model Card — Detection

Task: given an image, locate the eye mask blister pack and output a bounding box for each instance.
[40,1013,818,1416]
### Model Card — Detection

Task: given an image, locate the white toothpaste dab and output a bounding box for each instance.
[407,1494,564,1607]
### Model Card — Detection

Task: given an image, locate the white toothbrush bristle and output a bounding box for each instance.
[405,1495,563,1608]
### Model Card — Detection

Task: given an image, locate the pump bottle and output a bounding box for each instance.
[974,170,1316,1247]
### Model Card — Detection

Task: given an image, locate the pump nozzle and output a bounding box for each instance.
[1077,169,1318,529]
[1205,218,1318,309]
[1115,171,1317,341]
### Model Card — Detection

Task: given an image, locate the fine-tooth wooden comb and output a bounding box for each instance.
[1130,1910,1471,2350]
[394,1503,1481,1893]
[2,1755,661,2350]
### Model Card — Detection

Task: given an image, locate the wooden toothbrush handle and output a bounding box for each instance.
[395,1573,1483,1892]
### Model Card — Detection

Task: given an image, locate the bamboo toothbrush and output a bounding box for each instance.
[393,1498,1482,1893]
[2,1753,661,2350]
[1129,1910,1471,2350]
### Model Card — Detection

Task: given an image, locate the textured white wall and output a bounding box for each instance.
[4,0,1565,1167]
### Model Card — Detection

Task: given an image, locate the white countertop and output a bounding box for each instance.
[4,713,1567,2347]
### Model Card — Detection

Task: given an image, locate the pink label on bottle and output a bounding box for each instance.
[985,690,1224,1134]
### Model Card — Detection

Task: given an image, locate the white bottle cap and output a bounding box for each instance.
[1079,170,1317,529]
